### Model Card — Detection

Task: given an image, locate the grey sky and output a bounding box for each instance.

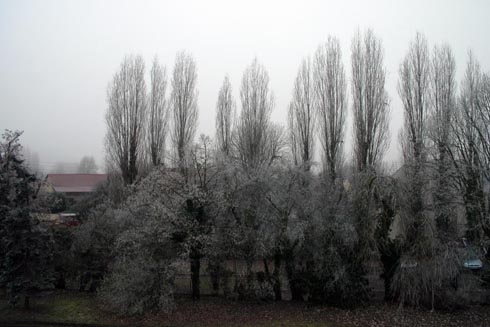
[1,0,489,172]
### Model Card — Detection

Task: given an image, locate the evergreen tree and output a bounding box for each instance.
[0,130,54,308]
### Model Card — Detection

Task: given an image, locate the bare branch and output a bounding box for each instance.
[105,55,147,184]
[170,51,198,174]
[351,29,390,173]
[289,57,315,171]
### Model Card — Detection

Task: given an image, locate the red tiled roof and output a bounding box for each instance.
[46,174,107,193]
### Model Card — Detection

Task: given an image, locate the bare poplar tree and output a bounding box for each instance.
[234,58,276,170]
[351,29,390,173]
[397,32,431,245]
[106,55,147,184]
[215,75,235,157]
[399,33,431,166]
[477,72,490,176]
[450,52,487,241]
[428,44,456,234]
[314,37,347,180]
[349,30,390,275]
[288,57,315,171]
[147,57,169,166]
[170,51,198,174]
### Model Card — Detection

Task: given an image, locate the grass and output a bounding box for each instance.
[1,290,490,327]
[0,290,107,325]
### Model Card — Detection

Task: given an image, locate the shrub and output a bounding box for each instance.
[98,256,175,315]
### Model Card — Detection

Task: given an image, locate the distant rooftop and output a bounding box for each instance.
[46,173,107,193]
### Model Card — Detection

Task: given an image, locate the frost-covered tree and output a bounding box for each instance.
[234,58,283,171]
[171,51,198,175]
[289,57,315,171]
[394,34,461,310]
[314,37,347,180]
[428,44,457,236]
[105,55,147,184]
[351,29,390,173]
[450,52,488,242]
[349,30,390,292]
[397,32,431,246]
[0,130,54,308]
[147,57,169,166]
[215,75,235,157]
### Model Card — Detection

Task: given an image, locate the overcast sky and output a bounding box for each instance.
[1,0,490,172]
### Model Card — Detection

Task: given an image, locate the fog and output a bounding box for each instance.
[1,0,489,172]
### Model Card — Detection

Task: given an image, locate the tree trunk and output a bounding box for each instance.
[272,252,282,301]
[284,254,303,301]
[190,251,201,300]
[24,295,30,309]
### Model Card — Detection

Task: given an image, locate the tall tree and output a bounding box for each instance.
[289,57,315,171]
[147,57,169,166]
[215,75,235,157]
[105,55,147,184]
[351,29,390,173]
[475,72,490,176]
[450,52,487,242]
[314,37,347,180]
[234,58,279,171]
[428,44,456,235]
[398,32,431,245]
[350,30,390,285]
[170,51,198,175]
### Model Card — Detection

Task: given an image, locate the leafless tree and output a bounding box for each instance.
[349,30,390,276]
[351,29,390,173]
[427,44,457,234]
[215,75,235,157]
[147,57,169,166]
[477,72,490,176]
[397,32,431,243]
[394,33,460,309]
[288,57,315,171]
[449,52,488,242]
[314,37,347,180]
[78,156,98,173]
[234,58,278,171]
[170,51,198,174]
[105,55,147,184]
[398,33,430,166]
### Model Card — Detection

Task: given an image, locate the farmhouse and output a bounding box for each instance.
[44,173,108,202]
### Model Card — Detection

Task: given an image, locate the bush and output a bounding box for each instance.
[98,256,175,315]
[235,272,274,301]
[391,247,462,309]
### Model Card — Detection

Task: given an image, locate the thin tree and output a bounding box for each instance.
[450,52,487,242]
[398,32,430,245]
[170,51,198,175]
[289,57,315,171]
[234,58,276,171]
[314,37,347,180]
[350,30,390,274]
[105,55,147,184]
[351,29,390,173]
[215,75,235,157]
[475,72,490,176]
[147,57,169,166]
[428,44,456,235]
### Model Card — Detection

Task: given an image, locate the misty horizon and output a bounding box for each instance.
[2,0,490,173]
